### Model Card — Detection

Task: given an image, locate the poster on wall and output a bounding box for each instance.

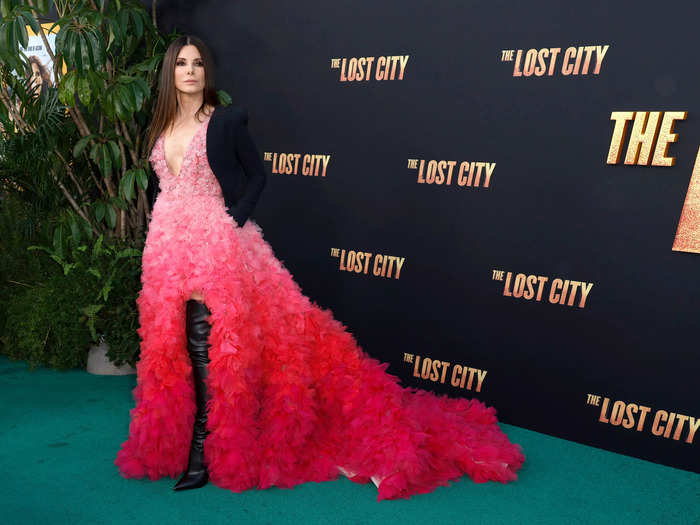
[0,22,62,189]
[1,22,63,135]
[17,22,61,95]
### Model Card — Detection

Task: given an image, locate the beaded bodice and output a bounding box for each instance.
[149,113,224,200]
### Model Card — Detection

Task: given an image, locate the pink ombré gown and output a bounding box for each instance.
[114,111,525,501]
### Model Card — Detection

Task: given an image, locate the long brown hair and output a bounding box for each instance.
[27,55,52,90]
[145,35,220,154]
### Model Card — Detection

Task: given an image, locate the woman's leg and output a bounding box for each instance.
[189,289,205,302]
[174,298,213,491]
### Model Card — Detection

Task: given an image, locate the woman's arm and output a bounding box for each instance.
[230,110,266,227]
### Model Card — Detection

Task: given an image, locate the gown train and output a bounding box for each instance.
[114,112,525,501]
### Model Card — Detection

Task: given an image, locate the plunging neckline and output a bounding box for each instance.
[161,108,214,178]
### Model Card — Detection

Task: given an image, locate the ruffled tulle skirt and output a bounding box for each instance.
[115,194,525,500]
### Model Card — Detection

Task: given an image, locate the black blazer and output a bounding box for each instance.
[147,105,266,228]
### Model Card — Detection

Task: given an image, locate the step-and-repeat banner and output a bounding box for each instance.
[158,1,699,473]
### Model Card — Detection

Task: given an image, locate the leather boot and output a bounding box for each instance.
[174,299,213,491]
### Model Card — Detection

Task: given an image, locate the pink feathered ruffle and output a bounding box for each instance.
[115,219,524,501]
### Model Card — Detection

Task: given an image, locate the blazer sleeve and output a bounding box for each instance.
[145,169,160,231]
[147,171,160,212]
[230,109,266,227]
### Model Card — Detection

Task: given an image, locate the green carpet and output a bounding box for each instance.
[1,355,697,525]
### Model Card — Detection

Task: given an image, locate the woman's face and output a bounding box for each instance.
[173,44,205,95]
[30,62,43,89]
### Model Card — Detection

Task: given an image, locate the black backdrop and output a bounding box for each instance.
[153,0,699,473]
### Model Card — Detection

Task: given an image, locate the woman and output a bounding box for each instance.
[26,56,53,96]
[115,35,525,501]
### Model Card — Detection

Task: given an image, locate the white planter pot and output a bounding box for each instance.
[87,340,136,375]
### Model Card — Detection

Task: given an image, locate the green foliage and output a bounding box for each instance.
[0,193,143,369]
[97,247,142,367]
[0,1,160,368]
[0,0,171,242]
[0,193,94,369]
[0,192,53,344]
[217,89,232,106]
[2,265,95,370]
[27,232,143,366]
[0,76,73,209]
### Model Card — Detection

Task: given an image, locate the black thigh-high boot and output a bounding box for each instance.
[174,299,213,491]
